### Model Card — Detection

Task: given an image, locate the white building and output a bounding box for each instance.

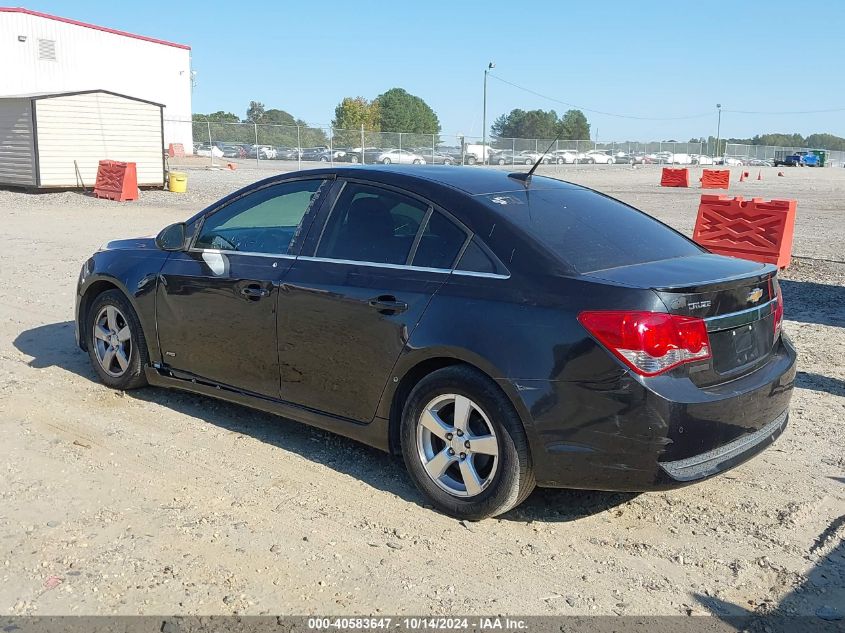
[0,7,192,149]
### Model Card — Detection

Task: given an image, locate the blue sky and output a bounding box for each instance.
[29,1,845,140]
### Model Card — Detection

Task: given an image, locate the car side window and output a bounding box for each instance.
[316,183,428,265]
[195,179,325,255]
[411,210,467,269]
[456,237,498,274]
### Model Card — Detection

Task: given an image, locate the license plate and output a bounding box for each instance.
[731,324,759,364]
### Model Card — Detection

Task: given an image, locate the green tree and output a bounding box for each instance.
[376,88,440,134]
[193,111,239,123]
[558,109,590,140]
[260,109,297,126]
[332,97,380,147]
[333,97,380,132]
[246,101,266,123]
[490,109,560,143]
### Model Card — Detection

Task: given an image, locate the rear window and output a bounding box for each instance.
[479,187,703,273]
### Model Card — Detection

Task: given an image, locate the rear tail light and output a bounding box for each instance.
[578,311,712,377]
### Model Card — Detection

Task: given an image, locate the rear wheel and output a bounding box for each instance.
[86,289,148,390]
[401,366,535,520]
[466,156,477,165]
[412,159,422,165]
[350,155,359,164]
[497,158,505,165]
[382,158,392,165]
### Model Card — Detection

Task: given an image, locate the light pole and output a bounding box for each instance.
[715,103,722,160]
[482,61,495,165]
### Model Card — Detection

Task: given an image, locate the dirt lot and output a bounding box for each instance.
[1,164,843,618]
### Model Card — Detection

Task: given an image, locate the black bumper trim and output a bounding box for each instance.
[659,409,788,482]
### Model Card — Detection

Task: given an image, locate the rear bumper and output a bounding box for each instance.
[511,334,797,491]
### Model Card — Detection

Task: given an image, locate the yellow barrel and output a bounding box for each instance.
[168,171,188,193]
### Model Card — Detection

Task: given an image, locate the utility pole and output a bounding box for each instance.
[715,103,722,159]
[482,62,495,166]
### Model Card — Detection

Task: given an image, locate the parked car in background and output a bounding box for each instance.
[581,150,615,164]
[218,144,246,159]
[301,146,331,161]
[314,149,347,163]
[417,150,456,165]
[691,154,715,165]
[667,153,693,165]
[194,144,223,158]
[341,148,384,164]
[377,149,426,165]
[746,158,773,167]
[276,147,302,161]
[550,150,579,164]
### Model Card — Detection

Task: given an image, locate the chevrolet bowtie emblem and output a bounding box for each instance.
[747,288,764,303]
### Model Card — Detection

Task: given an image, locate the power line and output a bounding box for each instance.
[487,74,713,121]
[489,74,845,119]
[723,107,845,115]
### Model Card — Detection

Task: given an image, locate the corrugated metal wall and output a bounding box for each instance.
[34,92,164,187]
[0,98,36,187]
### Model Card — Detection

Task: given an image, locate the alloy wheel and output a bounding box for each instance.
[416,394,499,498]
[93,305,132,377]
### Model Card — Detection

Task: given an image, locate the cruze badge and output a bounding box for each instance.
[747,288,764,303]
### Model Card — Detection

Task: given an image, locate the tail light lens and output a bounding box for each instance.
[578,311,712,377]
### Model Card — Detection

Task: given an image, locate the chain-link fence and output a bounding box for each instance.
[177,118,845,169]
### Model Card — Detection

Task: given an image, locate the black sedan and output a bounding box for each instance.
[75,167,796,519]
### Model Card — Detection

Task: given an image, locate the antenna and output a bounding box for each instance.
[509,132,561,186]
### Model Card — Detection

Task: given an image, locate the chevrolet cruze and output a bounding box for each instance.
[76,166,796,519]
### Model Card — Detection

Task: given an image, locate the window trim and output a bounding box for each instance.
[190,176,330,256]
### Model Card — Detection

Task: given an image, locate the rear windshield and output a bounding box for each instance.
[479,186,703,273]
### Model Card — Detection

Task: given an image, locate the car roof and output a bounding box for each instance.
[320,165,586,197]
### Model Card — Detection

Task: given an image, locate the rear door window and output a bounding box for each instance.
[411,211,467,269]
[316,183,428,265]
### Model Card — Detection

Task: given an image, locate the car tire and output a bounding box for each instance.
[497,158,505,166]
[86,289,149,391]
[400,365,535,520]
[586,158,595,164]
[382,158,391,165]
[524,158,532,165]
[413,159,421,165]
[350,155,359,164]
[444,159,453,165]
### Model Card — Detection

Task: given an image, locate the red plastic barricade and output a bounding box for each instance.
[93,160,139,202]
[693,195,798,268]
[660,167,689,187]
[168,143,186,158]
[700,169,730,189]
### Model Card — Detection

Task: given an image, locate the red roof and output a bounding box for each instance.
[0,7,190,50]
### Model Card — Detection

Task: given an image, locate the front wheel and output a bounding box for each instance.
[382,158,392,165]
[350,155,359,164]
[401,366,535,520]
[412,159,422,165]
[86,289,149,390]
[466,156,477,165]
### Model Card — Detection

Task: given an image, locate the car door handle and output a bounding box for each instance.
[241,285,270,299]
[368,295,408,314]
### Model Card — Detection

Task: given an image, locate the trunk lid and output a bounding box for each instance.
[586,254,779,383]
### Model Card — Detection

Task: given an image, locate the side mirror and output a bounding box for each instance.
[156,222,187,251]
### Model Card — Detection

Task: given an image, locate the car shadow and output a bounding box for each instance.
[15,321,629,523]
[780,279,845,329]
[797,371,845,398]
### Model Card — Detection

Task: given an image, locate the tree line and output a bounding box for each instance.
[193,92,844,150]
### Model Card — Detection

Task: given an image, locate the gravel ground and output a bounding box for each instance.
[0,164,843,618]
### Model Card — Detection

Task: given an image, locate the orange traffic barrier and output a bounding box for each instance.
[168,143,186,158]
[693,195,798,268]
[660,167,689,187]
[700,169,730,189]
[227,162,238,170]
[93,160,138,202]
[778,171,785,177]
